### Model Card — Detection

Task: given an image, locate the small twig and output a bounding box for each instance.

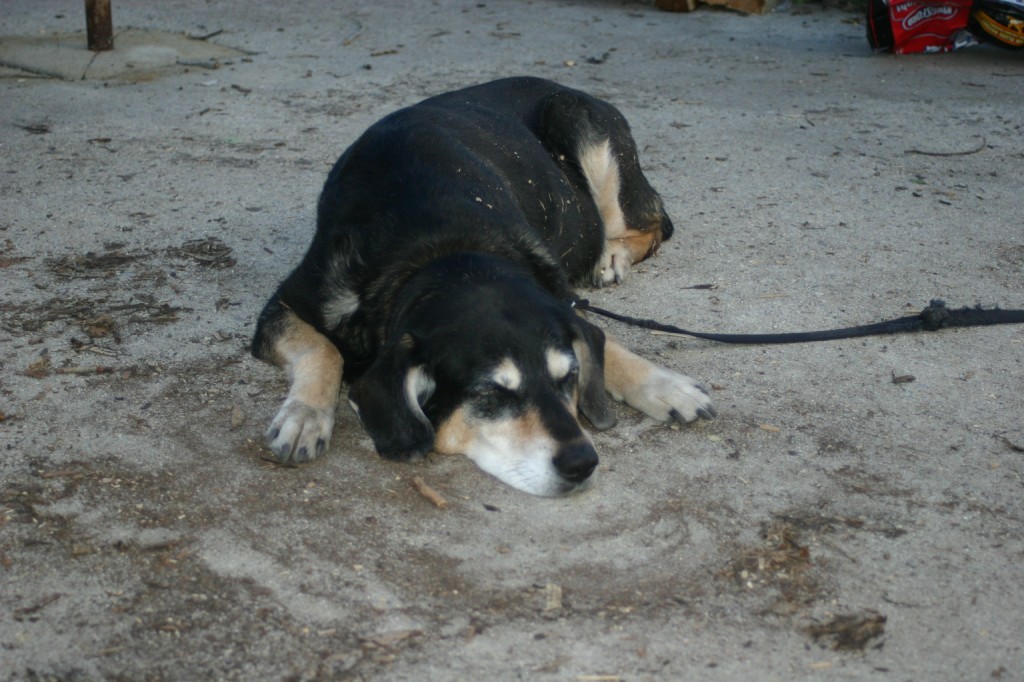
[17,123,51,134]
[176,59,221,70]
[82,345,119,356]
[188,29,224,41]
[543,583,563,612]
[260,455,298,469]
[14,593,62,619]
[411,476,449,509]
[905,136,986,157]
[55,366,114,375]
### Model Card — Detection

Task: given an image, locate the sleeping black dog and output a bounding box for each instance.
[252,77,714,496]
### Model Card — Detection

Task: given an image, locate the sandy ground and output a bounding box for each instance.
[1,1,1022,680]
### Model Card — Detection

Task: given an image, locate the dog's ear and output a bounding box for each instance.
[571,317,616,431]
[348,332,436,460]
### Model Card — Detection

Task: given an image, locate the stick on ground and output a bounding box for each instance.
[411,476,449,509]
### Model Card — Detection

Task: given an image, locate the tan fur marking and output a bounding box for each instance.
[581,139,669,286]
[545,348,575,381]
[492,358,522,391]
[273,310,343,411]
[435,407,472,455]
[579,139,626,239]
[613,226,663,264]
[602,337,654,401]
[512,409,543,444]
[436,407,552,456]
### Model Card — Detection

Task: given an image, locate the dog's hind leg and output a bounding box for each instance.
[537,90,674,287]
[579,136,674,287]
[252,303,342,463]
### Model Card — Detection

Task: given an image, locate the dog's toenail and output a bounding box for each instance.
[697,406,716,420]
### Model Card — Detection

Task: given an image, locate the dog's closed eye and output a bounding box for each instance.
[556,367,579,392]
[468,381,524,418]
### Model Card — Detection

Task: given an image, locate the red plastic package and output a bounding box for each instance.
[868,0,977,53]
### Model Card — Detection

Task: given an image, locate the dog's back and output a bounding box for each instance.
[316,78,609,285]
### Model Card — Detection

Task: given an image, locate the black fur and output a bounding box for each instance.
[253,77,672,462]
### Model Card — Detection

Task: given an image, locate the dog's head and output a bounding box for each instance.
[347,254,615,496]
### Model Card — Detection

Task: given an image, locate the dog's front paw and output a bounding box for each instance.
[616,366,715,425]
[266,399,335,463]
[592,240,633,287]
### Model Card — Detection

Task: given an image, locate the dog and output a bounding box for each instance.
[252,77,715,496]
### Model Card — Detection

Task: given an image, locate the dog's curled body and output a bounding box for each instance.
[253,77,713,496]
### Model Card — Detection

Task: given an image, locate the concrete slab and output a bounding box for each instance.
[1,1,1022,680]
[0,28,249,81]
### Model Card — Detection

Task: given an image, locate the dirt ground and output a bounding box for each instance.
[1,1,1022,680]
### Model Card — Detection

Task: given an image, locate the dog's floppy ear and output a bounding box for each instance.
[571,316,616,431]
[348,332,436,460]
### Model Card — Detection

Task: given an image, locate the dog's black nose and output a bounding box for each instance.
[553,441,598,483]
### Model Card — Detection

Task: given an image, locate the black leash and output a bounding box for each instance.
[571,298,1024,345]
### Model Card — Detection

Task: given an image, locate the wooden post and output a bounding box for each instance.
[85,0,113,51]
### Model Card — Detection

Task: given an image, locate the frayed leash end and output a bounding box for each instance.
[919,299,1024,330]
[920,299,950,331]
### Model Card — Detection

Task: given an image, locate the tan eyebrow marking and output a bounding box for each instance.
[546,348,576,381]
[491,358,522,391]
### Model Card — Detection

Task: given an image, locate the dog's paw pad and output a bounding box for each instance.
[266,399,335,463]
[624,367,715,425]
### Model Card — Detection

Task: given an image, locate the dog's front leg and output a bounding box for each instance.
[603,338,715,424]
[264,310,343,462]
